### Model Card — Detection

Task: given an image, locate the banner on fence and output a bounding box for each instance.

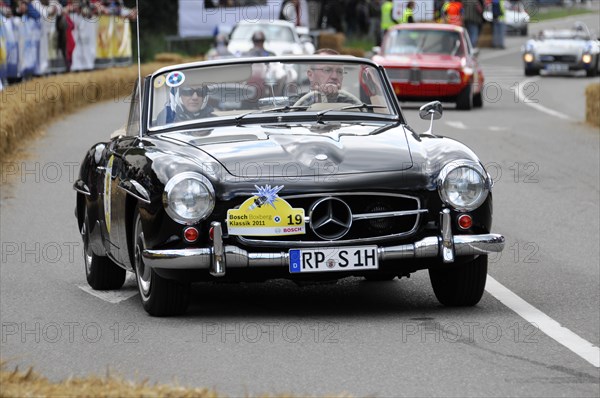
[0,13,131,84]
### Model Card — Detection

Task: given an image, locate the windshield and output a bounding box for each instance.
[149,59,396,130]
[539,30,590,40]
[384,30,464,56]
[230,24,295,43]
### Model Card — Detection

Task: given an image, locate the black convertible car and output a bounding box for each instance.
[74,56,505,316]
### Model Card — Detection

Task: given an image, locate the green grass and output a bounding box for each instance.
[345,36,378,52]
[529,6,596,23]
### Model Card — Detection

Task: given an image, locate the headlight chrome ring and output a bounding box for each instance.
[438,161,491,212]
[163,172,215,225]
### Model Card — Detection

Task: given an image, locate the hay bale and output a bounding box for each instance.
[318,32,345,52]
[0,62,169,160]
[585,83,600,128]
[154,52,185,63]
[340,47,365,58]
[478,22,493,48]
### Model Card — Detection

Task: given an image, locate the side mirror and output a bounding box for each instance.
[419,101,443,120]
[472,47,480,58]
[419,101,443,136]
[372,46,381,55]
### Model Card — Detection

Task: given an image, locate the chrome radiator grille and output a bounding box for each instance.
[235,192,426,247]
[386,67,459,84]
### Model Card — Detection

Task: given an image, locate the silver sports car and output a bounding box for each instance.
[521,21,600,76]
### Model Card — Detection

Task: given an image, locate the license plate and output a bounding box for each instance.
[545,63,569,72]
[289,246,378,273]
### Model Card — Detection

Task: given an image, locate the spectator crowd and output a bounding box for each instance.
[0,0,137,89]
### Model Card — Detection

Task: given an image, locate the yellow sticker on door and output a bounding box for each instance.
[227,185,305,236]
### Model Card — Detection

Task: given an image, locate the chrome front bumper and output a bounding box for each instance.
[142,210,505,277]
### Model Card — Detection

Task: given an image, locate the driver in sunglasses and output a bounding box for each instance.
[175,83,214,121]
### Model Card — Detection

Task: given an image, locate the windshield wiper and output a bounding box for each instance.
[235,105,309,125]
[316,103,388,123]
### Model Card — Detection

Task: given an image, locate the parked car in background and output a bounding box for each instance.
[227,20,315,57]
[73,56,504,316]
[484,0,530,36]
[521,21,600,76]
[372,23,484,110]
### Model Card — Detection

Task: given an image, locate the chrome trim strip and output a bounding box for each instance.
[211,221,226,277]
[118,179,151,204]
[281,192,420,201]
[73,180,91,196]
[352,209,428,221]
[142,234,505,270]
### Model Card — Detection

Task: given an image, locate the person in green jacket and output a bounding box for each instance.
[380,0,399,37]
[402,1,415,23]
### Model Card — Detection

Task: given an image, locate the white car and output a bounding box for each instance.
[521,21,600,76]
[227,20,315,57]
[484,0,530,36]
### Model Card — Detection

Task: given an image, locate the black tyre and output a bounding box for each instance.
[473,92,483,108]
[586,61,598,77]
[456,84,473,110]
[133,209,190,316]
[429,255,488,306]
[82,212,126,290]
[520,26,528,36]
[524,67,539,76]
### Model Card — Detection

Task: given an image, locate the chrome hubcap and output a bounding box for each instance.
[134,218,151,298]
[81,221,92,275]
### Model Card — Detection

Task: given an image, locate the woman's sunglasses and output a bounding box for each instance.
[180,86,207,97]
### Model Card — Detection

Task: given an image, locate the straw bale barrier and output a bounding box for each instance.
[0,361,348,397]
[585,82,599,128]
[318,32,346,52]
[340,47,365,57]
[0,362,218,398]
[0,62,168,160]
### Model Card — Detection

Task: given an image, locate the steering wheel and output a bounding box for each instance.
[293,89,362,107]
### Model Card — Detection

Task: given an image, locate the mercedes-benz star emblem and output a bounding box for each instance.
[309,197,353,240]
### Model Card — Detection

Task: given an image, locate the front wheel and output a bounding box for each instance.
[82,212,125,290]
[133,209,190,316]
[456,84,473,110]
[429,255,488,306]
[524,67,539,76]
[586,60,598,77]
[473,92,483,108]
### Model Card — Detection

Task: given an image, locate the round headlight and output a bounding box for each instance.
[163,172,215,224]
[438,162,490,211]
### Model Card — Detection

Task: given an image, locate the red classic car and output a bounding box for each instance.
[372,23,484,110]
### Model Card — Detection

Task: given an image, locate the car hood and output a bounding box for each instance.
[373,53,463,69]
[533,40,586,54]
[158,122,412,178]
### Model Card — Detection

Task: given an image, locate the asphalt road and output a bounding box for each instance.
[1,12,599,397]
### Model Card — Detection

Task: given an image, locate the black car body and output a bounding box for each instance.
[74,56,505,316]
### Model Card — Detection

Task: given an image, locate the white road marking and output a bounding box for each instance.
[78,285,139,304]
[445,121,468,130]
[486,276,600,368]
[488,126,509,131]
[515,77,574,120]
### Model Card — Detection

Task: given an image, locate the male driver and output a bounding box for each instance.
[303,48,349,103]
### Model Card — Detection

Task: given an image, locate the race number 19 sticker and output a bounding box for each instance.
[227,185,305,236]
